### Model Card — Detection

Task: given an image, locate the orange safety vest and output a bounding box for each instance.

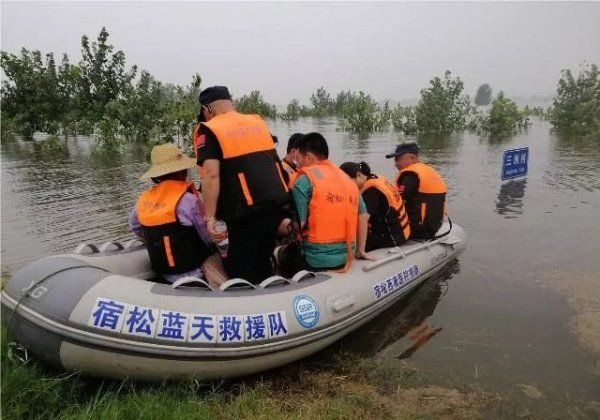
[202,112,289,221]
[395,162,447,238]
[281,159,298,188]
[362,175,411,241]
[136,180,210,274]
[300,160,359,271]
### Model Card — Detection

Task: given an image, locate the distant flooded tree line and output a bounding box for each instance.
[1,28,598,152]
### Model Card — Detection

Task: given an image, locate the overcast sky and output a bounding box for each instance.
[2,1,599,105]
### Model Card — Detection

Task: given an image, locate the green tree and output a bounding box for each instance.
[310,87,334,117]
[481,92,530,137]
[164,73,202,146]
[334,90,352,115]
[107,70,164,142]
[56,54,83,136]
[391,104,418,135]
[551,63,600,137]
[340,91,389,133]
[235,90,276,119]
[474,84,492,106]
[415,70,472,134]
[78,27,137,123]
[1,48,64,138]
[94,115,124,154]
[280,98,301,120]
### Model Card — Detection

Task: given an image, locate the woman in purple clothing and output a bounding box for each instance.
[129,144,227,287]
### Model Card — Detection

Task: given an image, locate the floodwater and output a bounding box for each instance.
[1,119,599,416]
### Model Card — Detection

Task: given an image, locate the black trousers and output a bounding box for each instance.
[222,209,280,284]
[408,222,439,240]
[275,241,345,278]
[366,221,407,252]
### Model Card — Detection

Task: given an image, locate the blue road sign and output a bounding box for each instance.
[501,147,529,180]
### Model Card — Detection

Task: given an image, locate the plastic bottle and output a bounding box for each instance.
[214,220,229,258]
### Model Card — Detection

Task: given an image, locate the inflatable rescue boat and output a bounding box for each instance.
[1,222,466,380]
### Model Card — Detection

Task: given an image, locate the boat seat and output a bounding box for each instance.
[289,270,317,283]
[219,278,256,291]
[259,276,290,288]
[99,241,125,254]
[73,242,100,254]
[171,277,212,290]
[123,238,145,250]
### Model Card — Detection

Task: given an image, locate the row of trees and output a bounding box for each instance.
[2,28,598,149]
[279,64,597,138]
[280,72,530,137]
[1,28,200,150]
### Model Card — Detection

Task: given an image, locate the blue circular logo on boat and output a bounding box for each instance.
[293,295,320,329]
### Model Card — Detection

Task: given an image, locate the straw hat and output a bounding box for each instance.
[140,144,197,180]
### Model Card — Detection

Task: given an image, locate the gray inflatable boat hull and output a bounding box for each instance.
[1,223,467,380]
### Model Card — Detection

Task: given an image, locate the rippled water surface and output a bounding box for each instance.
[2,119,599,416]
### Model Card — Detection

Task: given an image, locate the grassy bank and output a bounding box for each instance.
[0,325,498,420]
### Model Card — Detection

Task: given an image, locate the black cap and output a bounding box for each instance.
[198,86,232,105]
[385,143,419,159]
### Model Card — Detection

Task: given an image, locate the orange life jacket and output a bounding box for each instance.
[395,162,447,238]
[300,160,359,271]
[362,175,411,241]
[136,180,210,275]
[201,112,288,221]
[281,158,298,188]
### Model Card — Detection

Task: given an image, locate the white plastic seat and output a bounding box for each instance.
[73,243,99,254]
[259,276,290,288]
[171,276,212,290]
[99,241,125,253]
[290,270,316,283]
[219,278,256,291]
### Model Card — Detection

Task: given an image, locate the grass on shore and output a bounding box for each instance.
[0,326,499,420]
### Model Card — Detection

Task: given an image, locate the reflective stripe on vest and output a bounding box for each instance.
[362,175,411,240]
[300,160,359,245]
[137,180,195,226]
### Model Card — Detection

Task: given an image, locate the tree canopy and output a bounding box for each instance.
[551,63,600,137]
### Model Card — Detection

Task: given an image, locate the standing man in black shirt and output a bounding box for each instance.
[195,86,289,283]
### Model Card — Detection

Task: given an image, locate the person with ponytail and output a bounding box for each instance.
[340,161,410,251]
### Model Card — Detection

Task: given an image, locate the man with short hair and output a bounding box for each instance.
[386,143,447,239]
[287,132,373,273]
[280,133,302,188]
[195,86,289,283]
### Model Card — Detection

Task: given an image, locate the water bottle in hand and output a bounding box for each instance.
[214,220,229,258]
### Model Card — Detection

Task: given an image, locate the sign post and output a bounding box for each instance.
[501,147,529,181]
